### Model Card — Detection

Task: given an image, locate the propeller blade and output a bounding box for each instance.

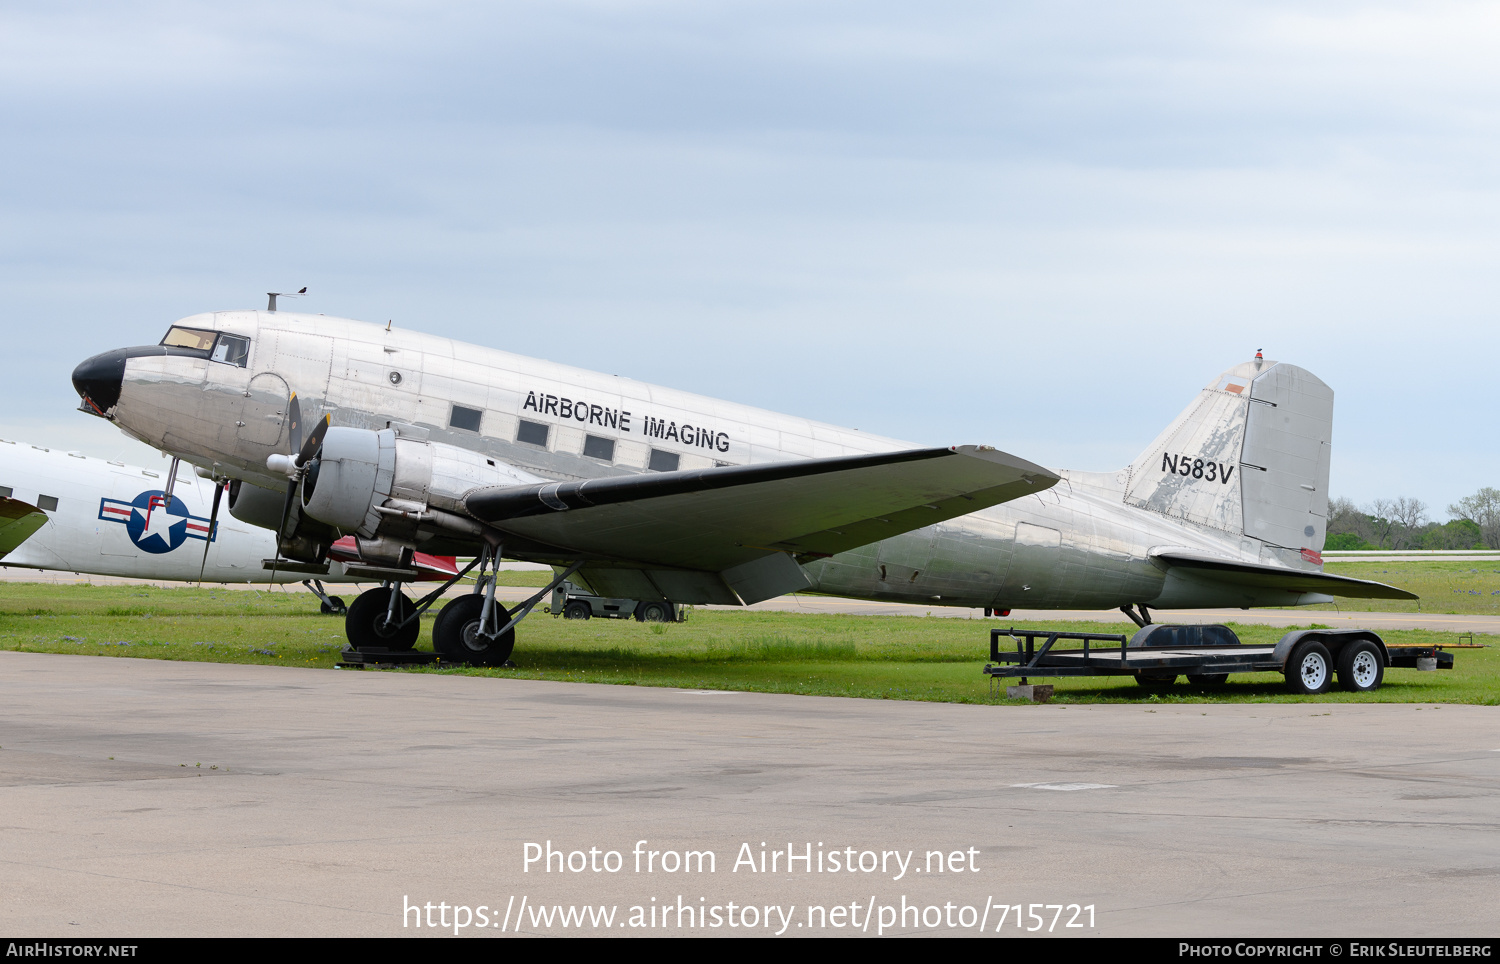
[163,457,180,508]
[197,480,225,586]
[286,392,303,459]
[269,478,298,584]
[297,413,331,467]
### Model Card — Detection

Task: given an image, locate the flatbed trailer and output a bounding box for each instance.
[983,625,1455,695]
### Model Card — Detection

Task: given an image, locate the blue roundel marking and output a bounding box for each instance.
[124,489,190,554]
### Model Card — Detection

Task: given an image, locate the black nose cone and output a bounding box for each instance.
[72,349,129,413]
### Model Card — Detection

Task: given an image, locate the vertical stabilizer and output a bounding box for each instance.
[1123,362,1258,535]
[1122,359,1333,556]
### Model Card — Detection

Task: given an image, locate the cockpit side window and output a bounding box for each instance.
[211,334,250,367]
[161,327,217,351]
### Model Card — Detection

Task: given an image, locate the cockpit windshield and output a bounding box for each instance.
[160,327,250,367]
[161,327,217,351]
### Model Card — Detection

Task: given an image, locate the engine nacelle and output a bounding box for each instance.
[227,478,331,562]
[228,478,293,532]
[299,427,391,535]
[300,427,540,537]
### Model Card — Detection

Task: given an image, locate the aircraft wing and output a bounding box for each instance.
[0,497,49,560]
[463,445,1057,604]
[1153,550,1418,600]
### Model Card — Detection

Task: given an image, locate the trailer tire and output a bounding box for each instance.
[563,601,592,620]
[1134,674,1177,688]
[1337,640,1384,692]
[1187,674,1229,685]
[1286,640,1333,695]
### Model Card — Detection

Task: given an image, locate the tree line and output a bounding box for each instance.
[1326,488,1500,550]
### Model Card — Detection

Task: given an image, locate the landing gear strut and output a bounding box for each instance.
[302,579,347,615]
[431,546,584,666]
[339,542,586,666]
[342,554,485,655]
[1120,604,1153,629]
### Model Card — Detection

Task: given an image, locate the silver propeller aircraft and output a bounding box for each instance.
[70,305,1411,664]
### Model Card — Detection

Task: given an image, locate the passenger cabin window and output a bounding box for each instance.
[648,449,679,473]
[37,495,58,512]
[160,327,217,352]
[450,405,483,433]
[0,486,12,498]
[583,435,615,462]
[517,420,550,448]
[211,334,250,367]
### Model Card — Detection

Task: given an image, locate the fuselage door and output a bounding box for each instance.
[995,522,1063,605]
[238,372,291,447]
[233,329,336,451]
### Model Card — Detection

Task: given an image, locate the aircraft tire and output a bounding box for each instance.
[563,601,592,620]
[320,596,347,616]
[634,601,671,622]
[1186,674,1229,685]
[1285,640,1333,695]
[345,587,419,652]
[1134,674,1177,688]
[1336,641,1384,692]
[433,595,515,667]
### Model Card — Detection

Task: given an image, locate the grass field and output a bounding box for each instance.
[23,558,1493,601]
[1322,560,1500,614]
[0,583,1493,706]
[489,560,1500,612]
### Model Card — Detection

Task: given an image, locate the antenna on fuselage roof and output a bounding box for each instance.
[266,287,308,311]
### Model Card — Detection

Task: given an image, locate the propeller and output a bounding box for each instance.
[267,393,331,581]
[196,478,227,586]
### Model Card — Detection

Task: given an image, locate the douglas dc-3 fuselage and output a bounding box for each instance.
[71,308,1411,665]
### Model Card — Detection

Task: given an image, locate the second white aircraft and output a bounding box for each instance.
[0,438,454,609]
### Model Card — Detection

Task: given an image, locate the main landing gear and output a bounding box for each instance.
[341,544,584,668]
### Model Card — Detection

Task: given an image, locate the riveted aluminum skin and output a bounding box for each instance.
[78,310,1411,610]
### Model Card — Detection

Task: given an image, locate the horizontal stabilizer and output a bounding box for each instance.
[0,497,48,559]
[1153,550,1417,601]
[465,445,1058,580]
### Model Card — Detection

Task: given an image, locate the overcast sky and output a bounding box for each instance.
[2,1,1495,518]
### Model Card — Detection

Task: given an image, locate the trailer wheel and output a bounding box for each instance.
[1134,674,1177,688]
[563,601,591,620]
[1337,641,1384,692]
[1285,640,1333,695]
[1187,674,1229,685]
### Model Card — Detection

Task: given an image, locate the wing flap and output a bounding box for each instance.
[1154,550,1417,600]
